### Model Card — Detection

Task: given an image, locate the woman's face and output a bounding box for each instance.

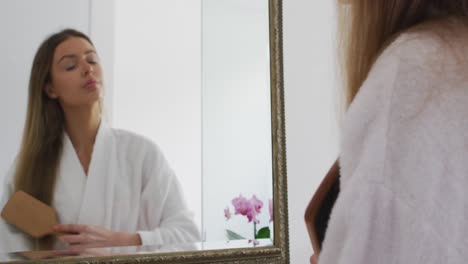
[46,37,103,108]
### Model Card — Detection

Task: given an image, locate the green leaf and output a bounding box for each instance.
[226,229,246,240]
[255,227,270,239]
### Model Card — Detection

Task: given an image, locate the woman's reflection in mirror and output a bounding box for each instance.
[0,28,200,258]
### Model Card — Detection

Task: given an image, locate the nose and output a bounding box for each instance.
[82,61,94,76]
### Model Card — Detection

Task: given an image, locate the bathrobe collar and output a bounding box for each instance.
[62,120,117,228]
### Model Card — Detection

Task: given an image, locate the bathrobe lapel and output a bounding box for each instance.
[72,121,117,228]
[54,135,87,225]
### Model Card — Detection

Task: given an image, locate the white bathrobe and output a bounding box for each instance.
[0,121,200,254]
[319,29,468,263]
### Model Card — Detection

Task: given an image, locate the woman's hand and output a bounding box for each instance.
[53,224,142,250]
[310,253,318,264]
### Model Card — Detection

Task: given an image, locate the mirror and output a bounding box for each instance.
[0,0,288,263]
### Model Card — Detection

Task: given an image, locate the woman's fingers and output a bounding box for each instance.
[310,254,318,264]
[58,234,86,245]
[54,224,89,234]
[54,224,123,249]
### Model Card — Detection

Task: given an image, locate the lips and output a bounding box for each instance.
[83,79,99,89]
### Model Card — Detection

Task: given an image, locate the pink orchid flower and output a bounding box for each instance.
[232,194,251,216]
[224,207,231,220]
[231,194,264,223]
[248,239,260,246]
[269,199,273,222]
[250,195,263,214]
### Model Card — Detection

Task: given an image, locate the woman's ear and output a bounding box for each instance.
[43,83,58,99]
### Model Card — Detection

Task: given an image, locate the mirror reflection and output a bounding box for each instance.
[0,0,272,261]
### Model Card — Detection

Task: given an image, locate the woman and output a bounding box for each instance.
[311,1,468,263]
[0,29,200,256]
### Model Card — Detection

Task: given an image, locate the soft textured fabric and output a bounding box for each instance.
[319,28,468,263]
[0,121,200,255]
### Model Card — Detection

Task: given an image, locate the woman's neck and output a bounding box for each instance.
[63,103,101,156]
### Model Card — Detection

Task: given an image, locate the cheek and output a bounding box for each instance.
[95,65,104,78]
[52,72,80,96]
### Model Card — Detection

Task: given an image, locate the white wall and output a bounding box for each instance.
[283,1,340,263]
[202,0,272,242]
[0,0,90,196]
[110,0,203,233]
[89,0,116,123]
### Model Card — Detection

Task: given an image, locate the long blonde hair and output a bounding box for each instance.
[338,0,468,107]
[14,29,94,249]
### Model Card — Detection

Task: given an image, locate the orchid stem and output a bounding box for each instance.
[254,222,257,239]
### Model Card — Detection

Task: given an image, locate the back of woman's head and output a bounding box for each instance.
[338,0,468,107]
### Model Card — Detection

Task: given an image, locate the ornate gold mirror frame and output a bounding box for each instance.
[9,0,288,263]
